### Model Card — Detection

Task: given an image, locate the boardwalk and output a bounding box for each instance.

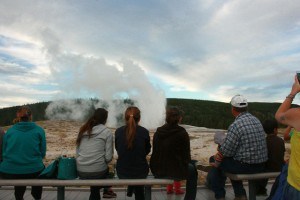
[0,184,272,200]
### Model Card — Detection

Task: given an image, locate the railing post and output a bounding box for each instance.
[145,185,152,200]
[57,186,65,200]
[248,180,256,200]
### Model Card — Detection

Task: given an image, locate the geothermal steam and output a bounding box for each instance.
[42,31,166,129]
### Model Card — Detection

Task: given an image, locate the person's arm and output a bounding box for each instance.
[280,138,285,163]
[220,125,239,157]
[212,150,223,168]
[114,130,118,151]
[145,130,151,155]
[283,126,292,141]
[275,75,300,128]
[105,131,113,163]
[185,131,192,162]
[40,128,46,158]
[0,128,4,161]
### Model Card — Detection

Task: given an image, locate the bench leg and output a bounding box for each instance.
[248,180,256,200]
[57,186,65,200]
[145,186,152,200]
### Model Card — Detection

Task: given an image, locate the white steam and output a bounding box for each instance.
[42,30,166,129]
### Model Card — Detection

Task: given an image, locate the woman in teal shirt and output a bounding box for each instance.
[0,106,46,200]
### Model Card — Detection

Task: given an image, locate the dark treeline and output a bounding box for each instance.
[0,102,49,126]
[167,98,289,129]
[0,98,297,129]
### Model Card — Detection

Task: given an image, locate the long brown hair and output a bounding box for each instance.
[76,108,108,146]
[124,106,140,149]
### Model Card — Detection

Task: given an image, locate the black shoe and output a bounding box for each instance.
[127,187,133,197]
[256,188,268,196]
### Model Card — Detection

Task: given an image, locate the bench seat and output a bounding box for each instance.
[0,178,173,200]
[225,172,280,200]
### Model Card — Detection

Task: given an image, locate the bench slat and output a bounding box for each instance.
[225,172,280,200]
[225,172,280,181]
[0,178,173,187]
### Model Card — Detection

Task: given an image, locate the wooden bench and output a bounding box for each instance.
[225,172,280,200]
[0,178,173,200]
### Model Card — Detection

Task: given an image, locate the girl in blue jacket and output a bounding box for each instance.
[0,106,46,200]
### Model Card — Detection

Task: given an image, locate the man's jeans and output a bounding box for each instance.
[211,157,265,199]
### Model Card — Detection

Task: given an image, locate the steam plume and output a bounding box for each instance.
[41,29,166,129]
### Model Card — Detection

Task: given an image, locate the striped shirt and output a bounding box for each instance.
[220,112,268,164]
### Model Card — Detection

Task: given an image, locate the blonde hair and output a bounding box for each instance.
[124,106,140,149]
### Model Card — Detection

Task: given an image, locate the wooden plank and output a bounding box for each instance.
[225,172,279,180]
[225,172,279,200]
[0,184,274,200]
[0,178,173,187]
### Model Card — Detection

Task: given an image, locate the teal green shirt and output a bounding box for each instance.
[0,122,46,174]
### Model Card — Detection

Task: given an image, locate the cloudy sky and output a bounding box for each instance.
[1,0,300,109]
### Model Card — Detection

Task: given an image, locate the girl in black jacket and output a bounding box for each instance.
[150,106,198,200]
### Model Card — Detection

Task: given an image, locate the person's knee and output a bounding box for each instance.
[188,163,198,180]
[189,163,197,172]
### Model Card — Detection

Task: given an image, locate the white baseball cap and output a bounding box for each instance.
[230,94,248,108]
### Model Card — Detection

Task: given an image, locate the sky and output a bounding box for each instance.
[1,0,300,112]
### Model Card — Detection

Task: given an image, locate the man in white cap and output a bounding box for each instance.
[211,95,268,200]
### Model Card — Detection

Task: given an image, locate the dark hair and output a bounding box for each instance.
[263,119,278,134]
[76,108,108,146]
[166,106,183,125]
[124,106,140,149]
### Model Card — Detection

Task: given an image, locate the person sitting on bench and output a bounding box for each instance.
[115,106,151,200]
[210,95,268,200]
[150,106,198,200]
[76,108,116,200]
[0,106,46,200]
[255,119,285,196]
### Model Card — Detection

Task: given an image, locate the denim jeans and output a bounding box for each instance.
[211,157,264,199]
[282,183,300,200]
[184,161,198,200]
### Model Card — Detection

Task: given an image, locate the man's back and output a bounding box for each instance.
[220,112,268,164]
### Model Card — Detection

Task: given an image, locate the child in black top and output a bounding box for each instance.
[256,119,285,196]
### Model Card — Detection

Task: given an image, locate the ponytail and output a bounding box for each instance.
[124,106,140,149]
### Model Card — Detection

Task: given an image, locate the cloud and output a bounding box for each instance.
[1,0,300,111]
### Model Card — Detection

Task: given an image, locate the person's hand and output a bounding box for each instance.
[209,162,218,168]
[290,75,300,95]
[285,159,289,164]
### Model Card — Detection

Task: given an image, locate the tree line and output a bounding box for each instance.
[0,98,297,129]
